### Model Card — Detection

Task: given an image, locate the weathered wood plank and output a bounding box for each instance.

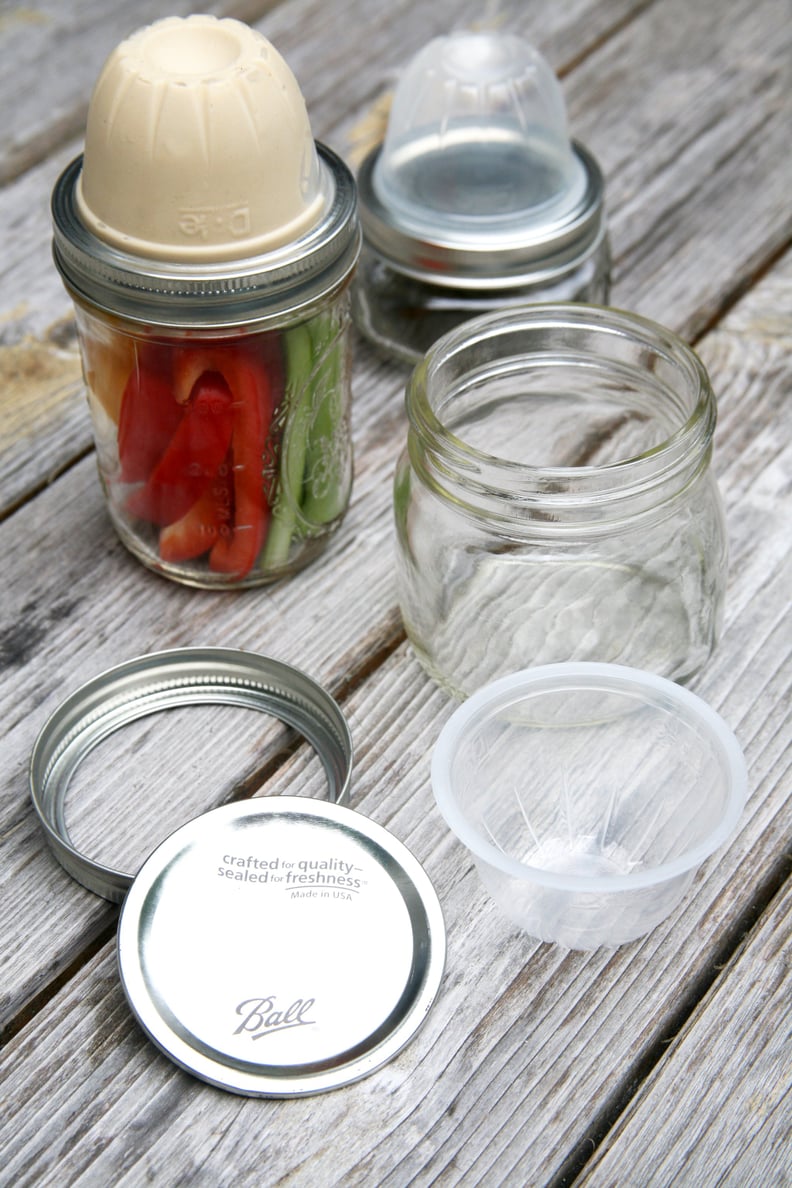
[1,247,789,1185]
[564,0,792,335]
[578,880,792,1186]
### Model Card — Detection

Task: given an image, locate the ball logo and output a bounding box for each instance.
[234,996,316,1040]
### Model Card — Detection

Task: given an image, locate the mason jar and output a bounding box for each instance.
[394,305,728,698]
[353,223,610,368]
[52,148,359,589]
[50,16,360,589]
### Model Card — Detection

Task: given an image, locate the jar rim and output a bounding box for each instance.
[406,303,716,513]
[358,143,606,290]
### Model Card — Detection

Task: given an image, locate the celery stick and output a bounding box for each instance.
[261,323,314,569]
[300,313,349,525]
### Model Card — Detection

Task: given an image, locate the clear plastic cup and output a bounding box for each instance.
[431,663,747,949]
[373,30,587,236]
[354,30,608,363]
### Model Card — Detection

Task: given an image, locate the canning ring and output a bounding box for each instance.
[30,647,353,902]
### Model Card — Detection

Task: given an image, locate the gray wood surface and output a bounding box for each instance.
[0,0,790,1184]
[581,876,792,1185]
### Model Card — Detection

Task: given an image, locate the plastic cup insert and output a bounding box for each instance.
[431,663,747,950]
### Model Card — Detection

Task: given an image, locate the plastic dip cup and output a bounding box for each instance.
[355,31,608,364]
[431,663,747,949]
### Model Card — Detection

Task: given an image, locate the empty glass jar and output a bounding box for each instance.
[394,305,728,698]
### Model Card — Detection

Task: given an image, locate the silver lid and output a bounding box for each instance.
[357,140,605,290]
[118,797,445,1095]
[30,648,353,902]
[51,144,361,328]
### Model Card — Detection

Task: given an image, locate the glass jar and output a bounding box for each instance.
[394,305,728,698]
[71,292,353,587]
[353,231,610,367]
[52,148,359,589]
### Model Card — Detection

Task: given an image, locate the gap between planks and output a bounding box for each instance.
[555,0,658,79]
[689,235,792,349]
[0,437,92,528]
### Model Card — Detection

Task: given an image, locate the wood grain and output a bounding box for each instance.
[579,879,792,1185]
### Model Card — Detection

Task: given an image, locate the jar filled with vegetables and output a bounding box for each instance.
[52,16,360,588]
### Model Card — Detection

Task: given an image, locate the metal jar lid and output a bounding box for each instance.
[357,139,606,290]
[51,144,361,328]
[29,647,353,902]
[29,647,445,1096]
[118,797,445,1095]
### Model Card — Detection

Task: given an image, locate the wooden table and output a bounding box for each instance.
[1,1,790,1183]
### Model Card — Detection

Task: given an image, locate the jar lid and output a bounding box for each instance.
[118,797,445,1096]
[29,647,354,902]
[357,31,605,289]
[51,144,361,328]
[30,648,445,1094]
[29,651,446,1092]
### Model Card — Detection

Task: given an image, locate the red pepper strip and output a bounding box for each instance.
[172,345,236,405]
[158,456,234,562]
[126,372,234,526]
[118,365,183,482]
[209,352,276,577]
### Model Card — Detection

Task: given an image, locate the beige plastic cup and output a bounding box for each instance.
[76,14,326,262]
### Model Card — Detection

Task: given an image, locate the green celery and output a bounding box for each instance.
[261,323,314,569]
[300,312,349,525]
